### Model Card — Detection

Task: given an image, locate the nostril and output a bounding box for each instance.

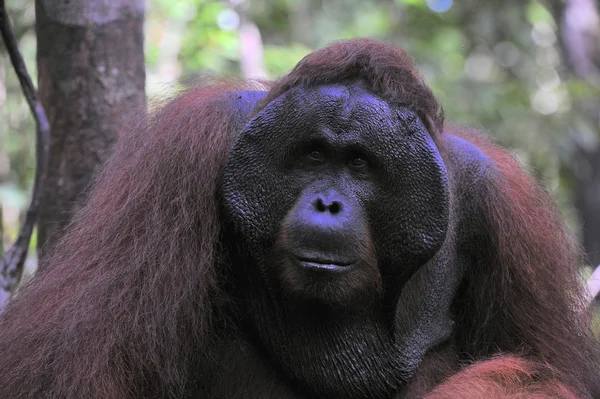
[329,201,341,214]
[315,197,327,212]
[314,197,343,214]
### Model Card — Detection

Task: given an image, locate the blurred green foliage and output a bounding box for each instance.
[143,0,598,232]
[2,0,600,267]
[1,0,36,254]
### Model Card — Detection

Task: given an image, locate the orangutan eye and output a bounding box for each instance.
[349,156,367,168]
[309,150,324,162]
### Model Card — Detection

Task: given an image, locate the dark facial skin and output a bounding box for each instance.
[220,83,455,398]
[223,83,449,300]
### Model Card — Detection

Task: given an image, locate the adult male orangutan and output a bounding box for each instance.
[0,38,598,398]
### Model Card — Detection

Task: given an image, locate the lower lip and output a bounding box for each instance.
[296,259,355,272]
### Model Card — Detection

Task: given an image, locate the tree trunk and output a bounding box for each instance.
[556,0,600,266]
[35,0,145,261]
[574,146,600,265]
[545,0,600,266]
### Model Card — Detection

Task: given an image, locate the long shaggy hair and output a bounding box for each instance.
[0,39,597,399]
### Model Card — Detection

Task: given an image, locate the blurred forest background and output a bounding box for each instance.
[1,0,600,277]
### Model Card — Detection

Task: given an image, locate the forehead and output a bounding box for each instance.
[234,83,433,170]
[283,83,397,132]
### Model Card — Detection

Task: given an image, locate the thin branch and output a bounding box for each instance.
[0,0,50,300]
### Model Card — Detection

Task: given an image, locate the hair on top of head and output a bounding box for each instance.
[263,38,444,136]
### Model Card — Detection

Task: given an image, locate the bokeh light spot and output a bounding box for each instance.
[531,21,556,47]
[531,88,559,115]
[217,9,240,31]
[465,53,495,81]
[427,0,453,13]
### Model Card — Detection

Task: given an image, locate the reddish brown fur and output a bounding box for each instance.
[424,356,579,398]
[0,82,264,397]
[445,126,599,397]
[0,38,597,398]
